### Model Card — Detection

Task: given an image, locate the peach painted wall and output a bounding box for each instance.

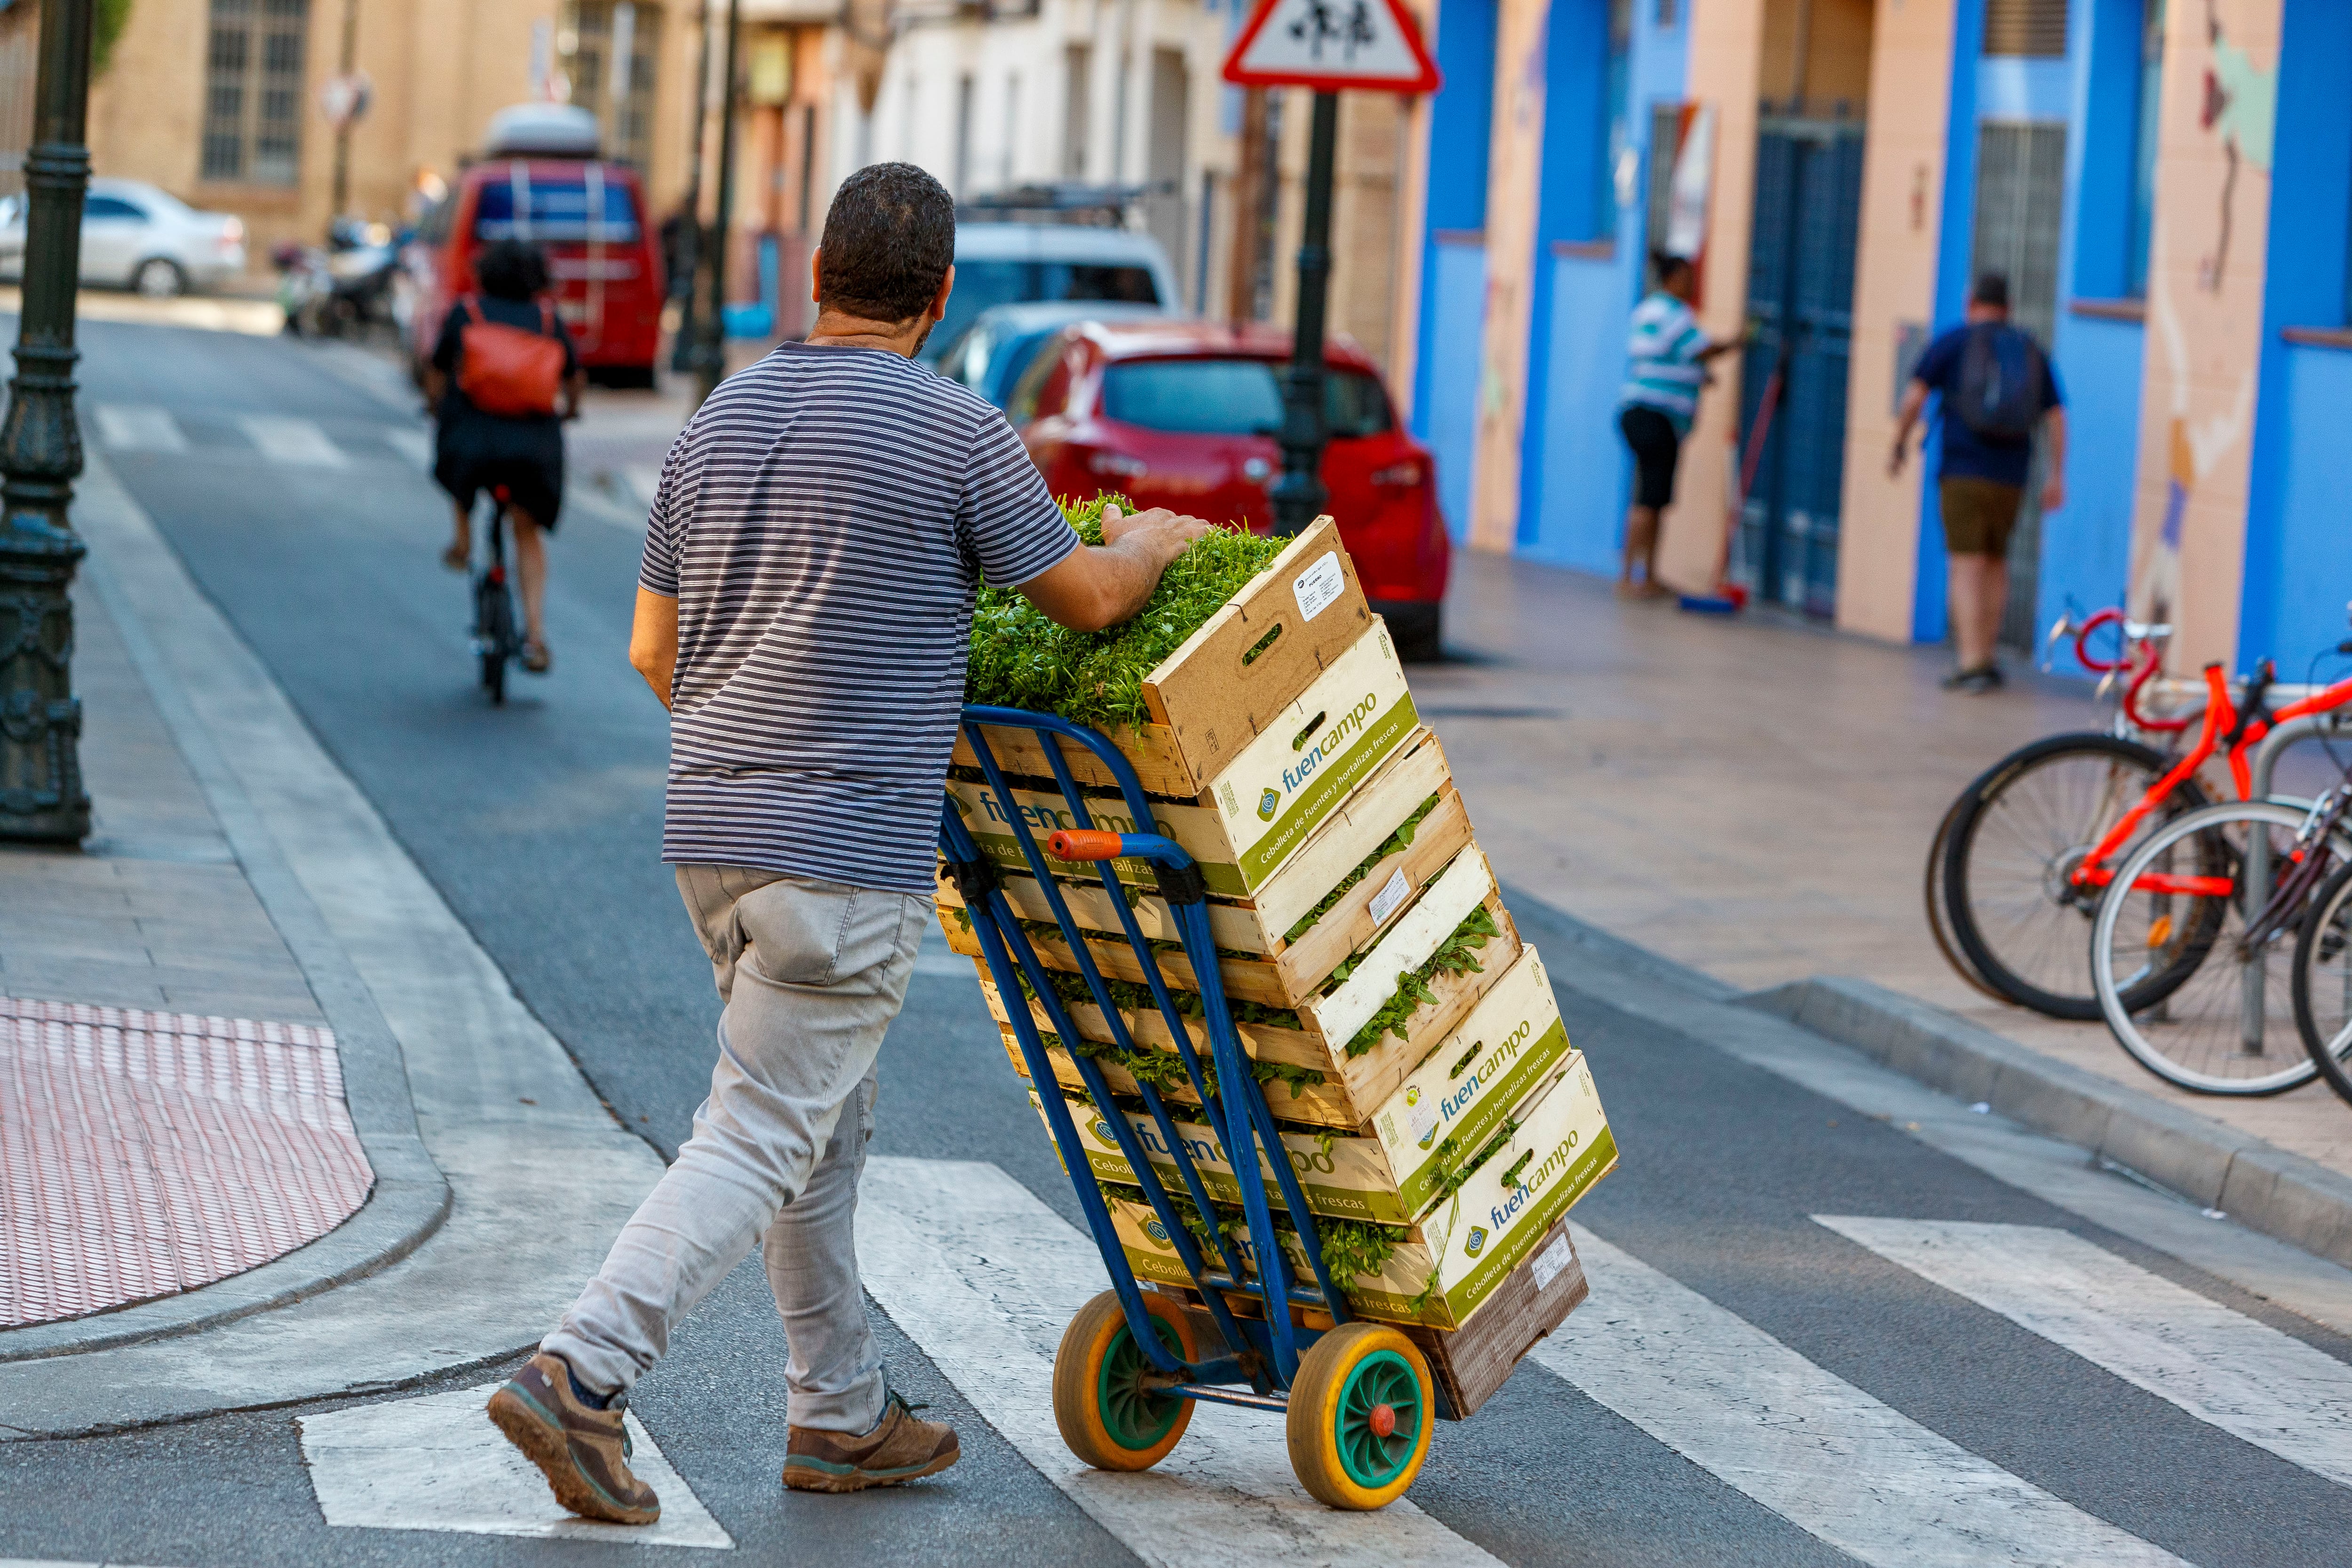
[2127,0,2279,671]
[1651,0,1764,593]
[1465,0,1549,551]
[1386,0,1440,422]
[1832,0,1955,641]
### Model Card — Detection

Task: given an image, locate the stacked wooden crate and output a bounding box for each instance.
[941,518,1617,1419]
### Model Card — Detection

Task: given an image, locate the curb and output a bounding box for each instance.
[1745,976,2352,1273]
[0,458,454,1364]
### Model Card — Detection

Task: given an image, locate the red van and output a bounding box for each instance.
[406,113,663,388]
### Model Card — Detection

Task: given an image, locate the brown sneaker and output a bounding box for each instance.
[486,1353,661,1525]
[783,1389,960,1493]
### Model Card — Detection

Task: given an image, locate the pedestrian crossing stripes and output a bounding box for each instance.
[1534,1224,2190,1566]
[277,1158,2352,1563]
[89,404,186,454]
[297,1380,732,1549]
[1816,1216,2352,1492]
[858,1156,1505,1567]
[91,403,425,470]
[236,413,349,468]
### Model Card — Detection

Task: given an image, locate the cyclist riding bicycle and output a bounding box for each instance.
[426,238,585,675]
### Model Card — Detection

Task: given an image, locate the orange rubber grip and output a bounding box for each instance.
[1049,828,1125,861]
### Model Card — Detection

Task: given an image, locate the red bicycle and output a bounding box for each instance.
[1935,613,2352,1024]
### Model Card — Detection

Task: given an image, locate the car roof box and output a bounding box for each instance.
[484,103,601,159]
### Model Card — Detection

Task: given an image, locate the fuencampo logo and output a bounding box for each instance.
[1487,1133,1581,1236]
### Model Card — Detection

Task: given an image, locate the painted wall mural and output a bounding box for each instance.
[2127,0,2278,668]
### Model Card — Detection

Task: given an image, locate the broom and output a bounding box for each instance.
[1679,358,1783,615]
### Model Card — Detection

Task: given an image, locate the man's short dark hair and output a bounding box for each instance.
[1653,251,1694,286]
[818,162,955,323]
[1971,271,2010,310]
[476,239,550,302]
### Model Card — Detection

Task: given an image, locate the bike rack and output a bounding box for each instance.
[2238,710,2352,1053]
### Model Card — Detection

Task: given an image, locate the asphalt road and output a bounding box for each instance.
[5,319,2352,1567]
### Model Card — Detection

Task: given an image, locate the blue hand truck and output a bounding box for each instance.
[938,703,1439,1510]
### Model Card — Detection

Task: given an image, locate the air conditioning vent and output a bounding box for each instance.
[1984,0,2067,57]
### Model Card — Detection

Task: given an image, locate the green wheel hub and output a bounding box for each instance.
[1334,1349,1423,1487]
[1098,1315,1186,1450]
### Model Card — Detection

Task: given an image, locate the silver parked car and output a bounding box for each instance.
[0,177,247,296]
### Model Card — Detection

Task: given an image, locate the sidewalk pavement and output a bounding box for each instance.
[0,451,663,1436]
[1424,550,2352,1248]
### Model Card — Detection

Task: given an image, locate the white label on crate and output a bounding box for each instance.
[1406,1090,1443,1150]
[1531,1232,1574,1292]
[1367,868,1412,927]
[1293,552,1345,621]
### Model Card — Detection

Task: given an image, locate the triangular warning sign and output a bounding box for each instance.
[1222,0,1442,94]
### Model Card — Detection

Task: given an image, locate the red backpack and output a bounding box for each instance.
[456,294,564,416]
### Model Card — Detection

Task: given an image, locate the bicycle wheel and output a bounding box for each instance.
[2291,859,2352,1107]
[1925,791,2005,1003]
[477,577,512,706]
[2091,799,2330,1095]
[1945,732,2209,1019]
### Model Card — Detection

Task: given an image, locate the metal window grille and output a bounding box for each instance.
[560,2,661,170]
[202,0,310,184]
[1971,119,2068,650]
[1983,0,2067,58]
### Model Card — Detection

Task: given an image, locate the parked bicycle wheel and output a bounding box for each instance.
[1924,793,2005,1003]
[1943,732,2209,1019]
[2090,799,2335,1095]
[2292,858,2352,1107]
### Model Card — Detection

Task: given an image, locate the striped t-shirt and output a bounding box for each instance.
[1620,291,1708,433]
[638,342,1079,893]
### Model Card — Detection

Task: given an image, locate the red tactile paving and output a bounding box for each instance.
[0,995,374,1328]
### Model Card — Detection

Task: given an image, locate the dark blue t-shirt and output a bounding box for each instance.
[1911,323,2063,488]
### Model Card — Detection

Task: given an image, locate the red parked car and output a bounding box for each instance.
[405,108,663,389]
[1008,320,1450,660]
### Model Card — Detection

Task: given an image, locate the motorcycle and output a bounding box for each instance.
[275,220,405,340]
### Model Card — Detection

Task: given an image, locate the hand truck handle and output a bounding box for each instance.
[1048,828,1130,861]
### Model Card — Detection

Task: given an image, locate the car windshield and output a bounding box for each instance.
[927,257,1161,361]
[474,175,643,243]
[1101,358,1392,438]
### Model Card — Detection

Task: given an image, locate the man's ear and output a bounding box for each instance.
[810,247,824,306]
[928,263,956,323]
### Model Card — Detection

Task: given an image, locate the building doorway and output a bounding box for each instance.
[1734,114,1865,619]
[1970,119,2066,651]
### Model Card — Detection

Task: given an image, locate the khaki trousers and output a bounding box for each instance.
[543,865,927,1432]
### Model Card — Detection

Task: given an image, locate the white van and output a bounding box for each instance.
[926,222,1181,363]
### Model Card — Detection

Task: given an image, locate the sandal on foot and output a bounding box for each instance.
[522,639,552,675]
[440,543,469,572]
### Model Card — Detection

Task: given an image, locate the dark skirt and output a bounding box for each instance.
[433,411,565,532]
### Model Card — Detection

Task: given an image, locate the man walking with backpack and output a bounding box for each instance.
[1889,272,2066,693]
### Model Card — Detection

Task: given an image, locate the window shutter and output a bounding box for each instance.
[1984,0,2068,58]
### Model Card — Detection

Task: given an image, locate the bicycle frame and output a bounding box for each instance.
[2070,662,2352,900]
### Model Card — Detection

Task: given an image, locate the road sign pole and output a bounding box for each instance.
[1270,90,1338,539]
[1222,0,1439,536]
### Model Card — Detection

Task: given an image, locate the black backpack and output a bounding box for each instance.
[1952,322,2046,444]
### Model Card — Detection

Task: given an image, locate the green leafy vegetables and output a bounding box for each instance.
[965,497,1288,732]
[1282,793,1444,946]
[1341,903,1502,1059]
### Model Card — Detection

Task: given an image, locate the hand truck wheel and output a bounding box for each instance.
[1052,1289,1197,1472]
[1285,1321,1434,1510]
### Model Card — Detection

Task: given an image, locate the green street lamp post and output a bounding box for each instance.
[0,0,95,843]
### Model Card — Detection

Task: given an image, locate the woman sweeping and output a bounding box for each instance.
[428,237,586,674]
